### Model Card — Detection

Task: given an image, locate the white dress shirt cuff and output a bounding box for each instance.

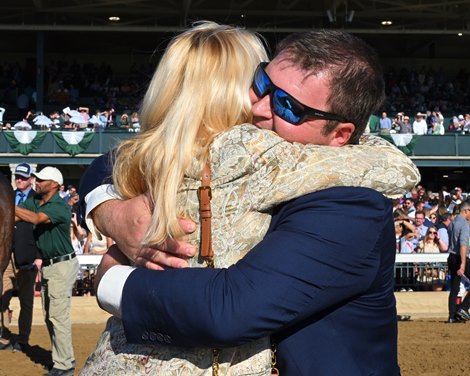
[84,184,120,240]
[97,265,136,318]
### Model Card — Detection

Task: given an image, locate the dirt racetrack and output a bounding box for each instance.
[0,319,469,375]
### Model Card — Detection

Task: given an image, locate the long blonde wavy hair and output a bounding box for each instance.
[112,21,268,246]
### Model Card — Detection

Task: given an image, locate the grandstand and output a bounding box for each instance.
[1,0,470,188]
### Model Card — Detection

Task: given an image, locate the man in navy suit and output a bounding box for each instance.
[83,30,403,375]
[1,163,42,352]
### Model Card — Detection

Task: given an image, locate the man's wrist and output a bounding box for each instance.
[97,265,136,317]
[85,184,120,239]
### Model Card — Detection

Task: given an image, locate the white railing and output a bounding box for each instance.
[395,253,449,263]
[77,254,103,266]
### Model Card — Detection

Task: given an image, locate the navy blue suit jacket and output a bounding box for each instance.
[77,151,114,229]
[121,187,399,376]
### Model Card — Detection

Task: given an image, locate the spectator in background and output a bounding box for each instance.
[403,198,417,218]
[463,114,470,134]
[458,114,466,131]
[1,163,42,352]
[119,113,130,128]
[394,210,417,292]
[67,192,79,214]
[449,115,461,133]
[58,184,67,199]
[416,225,448,290]
[102,108,115,128]
[433,110,445,135]
[454,187,465,202]
[447,201,470,323]
[10,164,42,351]
[130,112,140,131]
[379,111,392,133]
[83,232,113,255]
[14,166,79,375]
[437,212,452,248]
[426,110,435,134]
[394,210,416,252]
[62,185,76,204]
[416,225,447,253]
[416,200,425,213]
[0,107,5,126]
[392,112,404,132]
[97,109,108,128]
[413,112,428,135]
[440,185,450,200]
[49,111,62,129]
[414,210,429,242]
[400,115,412,134]
[399,222,419,254]
[78,107,90,123]
[70,212,86,255]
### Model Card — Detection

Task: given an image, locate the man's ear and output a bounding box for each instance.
[330,123,355,146]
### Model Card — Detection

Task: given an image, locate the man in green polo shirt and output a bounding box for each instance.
[15,166,79,376]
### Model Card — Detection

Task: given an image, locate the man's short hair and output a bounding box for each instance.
[460,201,470,212]
[440,212,451,222]
[415,210,425,218]
[275,30,385,144]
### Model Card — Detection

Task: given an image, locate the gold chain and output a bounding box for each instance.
[271,341,279,375]
[205,258,219,376]
[212,348,220,376]
[205,257,214,268]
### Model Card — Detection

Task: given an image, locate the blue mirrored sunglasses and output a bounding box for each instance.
[251,62,347,125]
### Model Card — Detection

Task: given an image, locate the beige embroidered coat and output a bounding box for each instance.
[80,124,420,376]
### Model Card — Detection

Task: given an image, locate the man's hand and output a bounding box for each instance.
[134,217,197,270]
[91,193,197,269]
[91,194,152,261]
[135,238,196,270]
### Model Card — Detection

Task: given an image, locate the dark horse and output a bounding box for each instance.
[0,173,14,338]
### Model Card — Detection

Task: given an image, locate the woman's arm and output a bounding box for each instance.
[83,232,92,254]
[72,213,86,242]
[217,125,420,212]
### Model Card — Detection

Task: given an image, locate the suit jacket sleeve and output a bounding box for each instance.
[122,187,393,348]
[77,150,115,228]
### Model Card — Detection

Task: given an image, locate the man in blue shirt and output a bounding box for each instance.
[1,163,41,352]
[379,111,392,133]
[447,202,470,323]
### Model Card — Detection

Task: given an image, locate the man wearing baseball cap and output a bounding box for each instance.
[15,166,78,376]
[1,163,42,352]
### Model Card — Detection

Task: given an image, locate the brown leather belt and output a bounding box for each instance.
[43,252,76,267]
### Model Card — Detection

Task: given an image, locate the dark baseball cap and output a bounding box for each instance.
[14,163,33,178]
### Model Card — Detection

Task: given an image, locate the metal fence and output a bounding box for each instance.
[75,254,453,296]
[395,253,449,292]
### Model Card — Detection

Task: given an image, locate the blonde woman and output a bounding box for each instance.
[81,22,419,375]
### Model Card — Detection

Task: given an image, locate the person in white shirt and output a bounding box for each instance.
[412,112,428,135]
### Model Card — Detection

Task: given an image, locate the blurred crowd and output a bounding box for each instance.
[384,65,470,115]
[393,184,469,292]
[2,60,470,135]
[374,110,470,135]
[394,184,467,255]
[0,105,140,133]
